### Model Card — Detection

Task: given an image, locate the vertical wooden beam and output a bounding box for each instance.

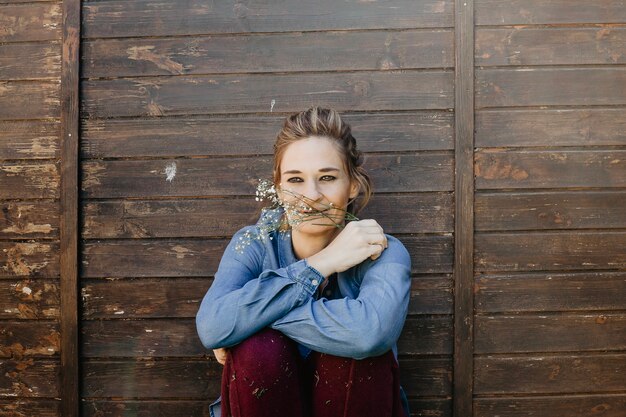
[454,0,475,416]
[60,0,80,416]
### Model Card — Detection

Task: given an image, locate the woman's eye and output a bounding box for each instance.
[320,175,336,181]
[286,177,303,183]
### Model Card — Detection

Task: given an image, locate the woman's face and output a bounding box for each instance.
[278,136,359,236]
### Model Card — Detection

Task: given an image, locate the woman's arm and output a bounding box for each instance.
[195,226,324,349]
[270,236,411,360]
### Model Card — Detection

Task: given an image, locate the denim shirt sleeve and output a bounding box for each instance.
[195,226,324,349]
[270,236,411,360]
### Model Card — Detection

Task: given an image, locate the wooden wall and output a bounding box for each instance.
[0,0,63,415]
[1,1,625,416]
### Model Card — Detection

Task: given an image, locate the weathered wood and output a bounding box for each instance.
[397,316,453,355]
[81,235,453,278]
[476,109,626,147]
[83,30,453,78]
[81,359,222,398]
[80,71,454,118]
[0,2,61,42]
[0,162,60,199]
[475,313,626,353]
[82,0,454,39]
[398,357,453,397]
[454,0,475,415]
[475,150,626,190]
[475,272,626,313]
[0,400,61,417]
[475,394,626,417]
[409,276,454,315]
[81,401,210,417]
[475,231,626,271]
[0,241,59,278]
[475,191,626,231]
[409,398,452,417]
[0,81,60,120]
[81,111,454,158]
[476,68,626,108]
[474,354,626,394]
[0,279,60,319]
[81,154,454,198]
[477,28,626,66]
[0,120,60,160]
[0,41,61,80]
[0,201,59,239]
[476,0,626,25]
[0,359,59,397]
[81,193,453,239]
[0,321,60,358]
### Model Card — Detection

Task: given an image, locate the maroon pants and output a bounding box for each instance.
[220,328,407,417]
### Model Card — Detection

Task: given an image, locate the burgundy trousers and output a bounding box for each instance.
[220,328,407,417]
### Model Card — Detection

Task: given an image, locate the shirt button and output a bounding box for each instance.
[311,279,319,286]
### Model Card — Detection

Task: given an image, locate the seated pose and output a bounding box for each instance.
[196,107,412,417]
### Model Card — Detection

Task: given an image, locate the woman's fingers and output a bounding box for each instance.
[213,348,228,365]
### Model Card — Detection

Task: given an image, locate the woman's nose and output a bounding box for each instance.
[302,182,323,202]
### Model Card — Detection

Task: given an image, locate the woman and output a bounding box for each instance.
[196,107,411,417]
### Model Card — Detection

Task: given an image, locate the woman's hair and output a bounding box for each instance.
[273,107,372,215]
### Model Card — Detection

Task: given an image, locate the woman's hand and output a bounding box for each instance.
[307,219,388,277]
[213,348,228,365]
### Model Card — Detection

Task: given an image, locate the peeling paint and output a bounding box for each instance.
[165,162,177,182]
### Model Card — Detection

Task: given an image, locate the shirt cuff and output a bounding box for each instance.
[286,259,324,298]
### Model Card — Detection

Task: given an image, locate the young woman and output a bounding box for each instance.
[196,107,411,417]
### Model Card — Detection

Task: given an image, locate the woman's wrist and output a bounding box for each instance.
[306,251,336,278]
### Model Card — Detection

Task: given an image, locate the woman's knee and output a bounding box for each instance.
[229,328,299,374]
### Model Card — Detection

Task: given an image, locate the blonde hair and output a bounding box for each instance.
[273,107,372,215]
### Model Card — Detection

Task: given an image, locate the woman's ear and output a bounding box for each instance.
[349,180,360,200]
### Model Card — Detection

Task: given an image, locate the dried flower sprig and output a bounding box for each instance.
[234,178,359,253]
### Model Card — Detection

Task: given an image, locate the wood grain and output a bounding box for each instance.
[475,150,626,190]
[0,81,60,120]
[81,111,454,158]
[475,231,626,271]
[409,276,453,315]
[82,30,454,77]
[476,0,626,25]
[0,162,60,199]
[0,321,60,358]
[475,191,626,231]
[0,120,60,160]
[0,41,61,80]
[475,394,626,417]
[476,109,626,148]
[0,400,60,417]
[477,27,626,66]
[0,359,59,397]
[0,241,59,278]
[398,357,453,397]
[81,71,454,118]
[0,2,61,42]
[474,354,626,394]
[0,201,59,239]
[475,272,626,312]
[0,279,60,319]
[476,68,626,108]
[475,313,626,353]
[82,0,454,39]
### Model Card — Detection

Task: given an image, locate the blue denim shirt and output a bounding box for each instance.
[196,211,412,416]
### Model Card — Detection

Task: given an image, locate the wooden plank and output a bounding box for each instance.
[0,2,61,42]
[475,272,626,313]
[0,359,59,397]
[409,398,452,417]
[397,316,453,355]
[474,354,626,394]
[398,357,453,397]
[454,0,475,415]
[476,0,626,25]
[81,234,453,278]
[0,400,60,417]
[0,241,59,278]
[0,120,60,160]
[0,321,60,358]
[81,154,454,198]
[0,201,59,239]
[0,162,60,199]
[82,0,454,39]
[475,191,626,231]
[0,279,60,319]
[0,41,61,80]
[475,231,626,272]
[475,394,626,417]
[0,81,60,120]
[475,313,626,353]
[476,109,626,147]
[80,71,454,118]
[476,68,626,108]
[474,150,626,190]
[81,111,454,158]
[409,276,454,315]
[81,193,453,239]
[81,360,222,398]
[477,27,626,66]
[82,30,454,78]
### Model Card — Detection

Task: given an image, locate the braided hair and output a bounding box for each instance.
[272,107,373,215]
